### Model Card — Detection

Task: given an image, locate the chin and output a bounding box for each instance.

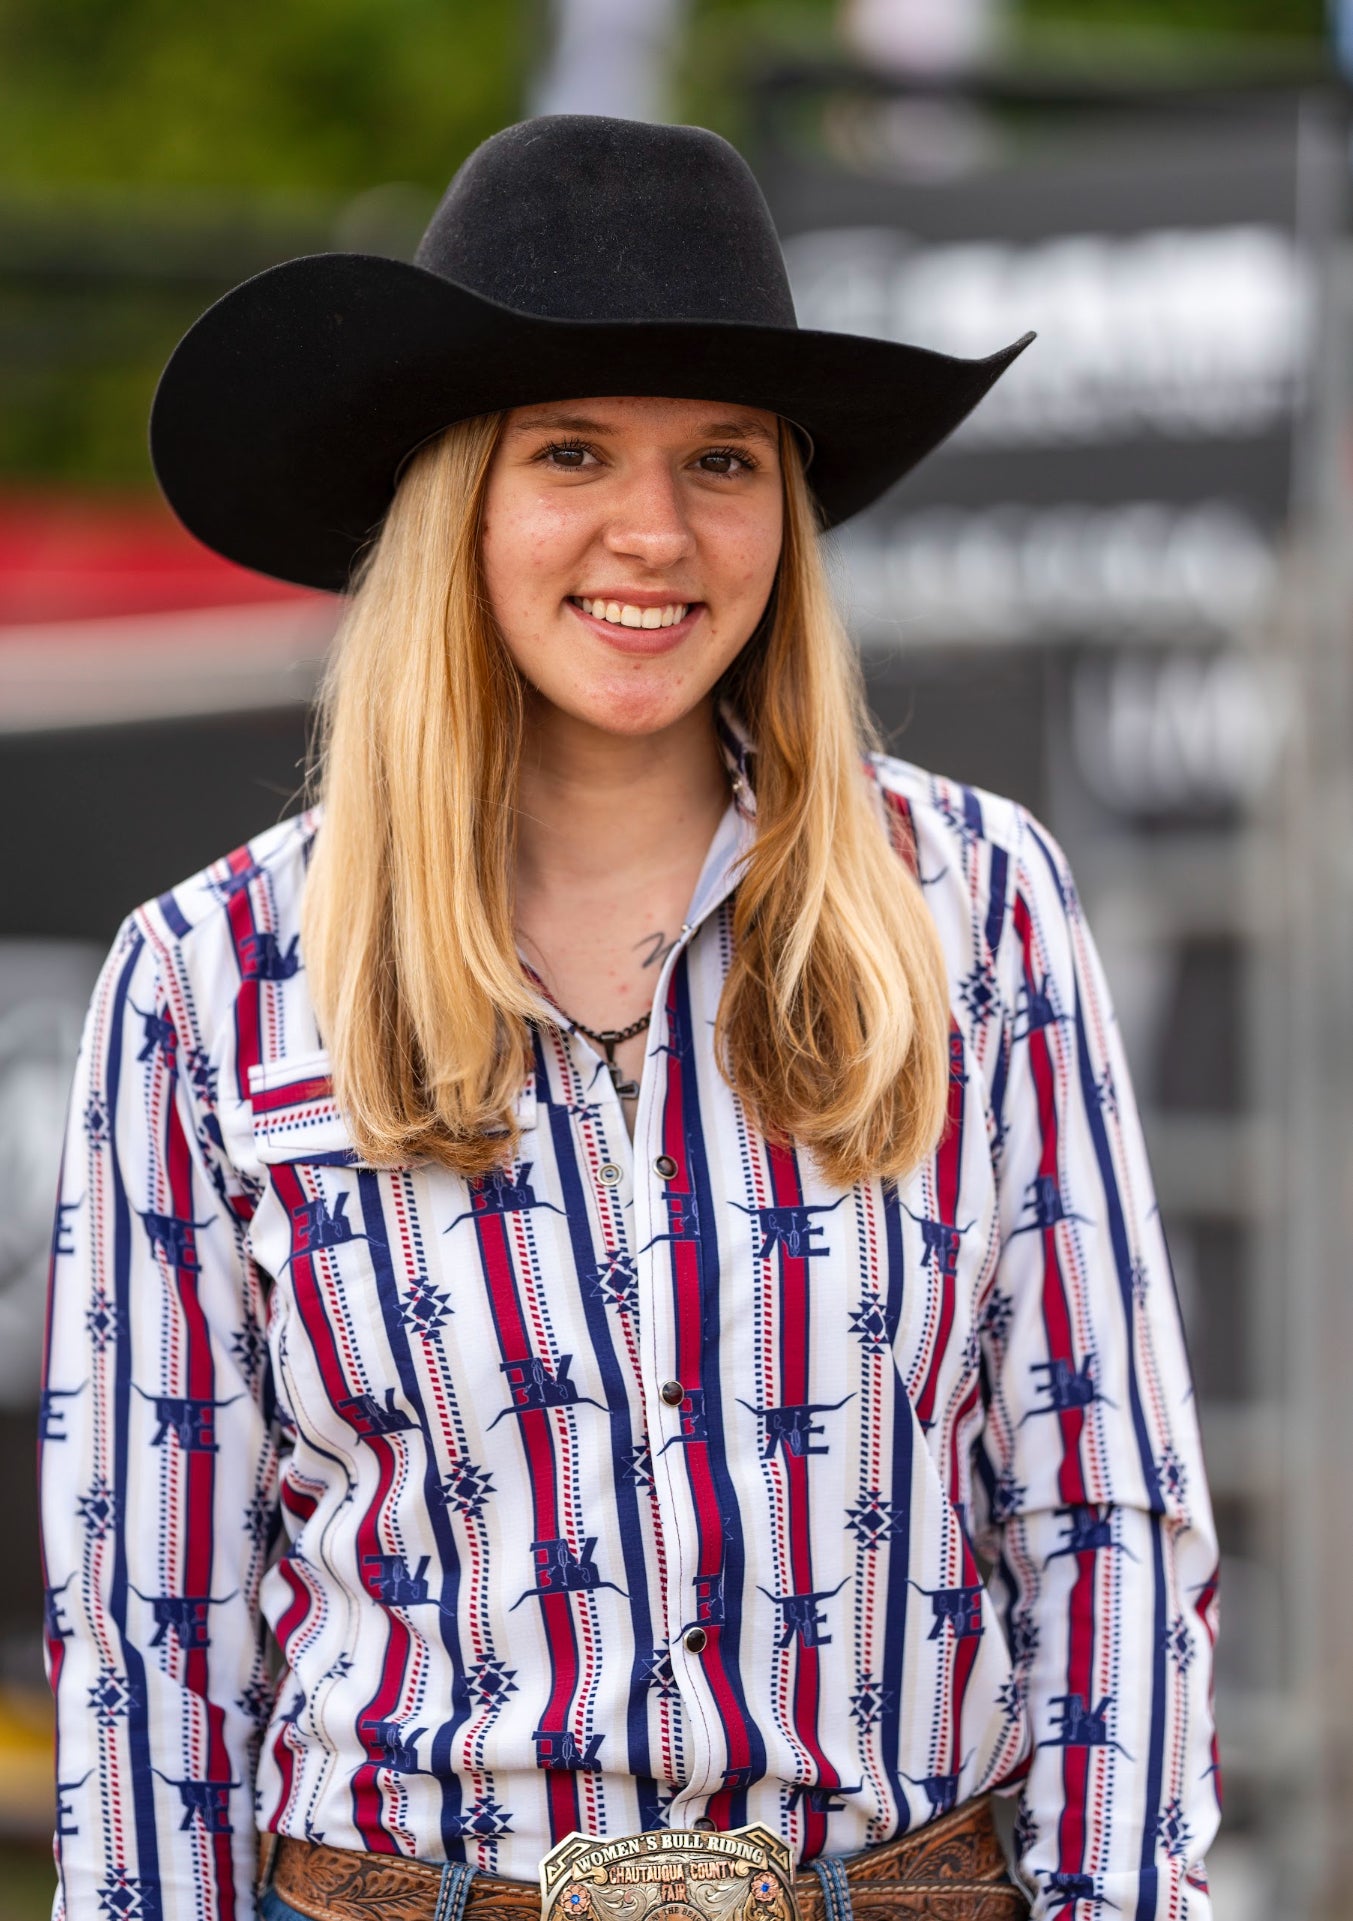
[554,676,712,739]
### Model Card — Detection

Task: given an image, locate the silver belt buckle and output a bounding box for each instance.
[540,1824,800,1921]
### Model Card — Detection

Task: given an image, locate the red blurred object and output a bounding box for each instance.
[0,493,324,626]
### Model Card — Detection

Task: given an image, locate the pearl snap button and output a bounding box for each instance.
[660,1380,685,1406]
[683,1627,708,1653]
[654,1154,678,1180]
[598,1163,623,1185]
[692,1817,717,1832]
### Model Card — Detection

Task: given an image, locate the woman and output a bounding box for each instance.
[40,116,1219,1921]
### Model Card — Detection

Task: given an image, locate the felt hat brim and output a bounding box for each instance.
[149,250,1034,595]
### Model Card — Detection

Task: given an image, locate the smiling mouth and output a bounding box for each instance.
[571,596,692,629]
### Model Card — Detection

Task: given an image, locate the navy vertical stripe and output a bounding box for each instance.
[1035,847,1161,1508]
[157,890,192,940]
[985,845,1010,964]
[1134,1522,1169,1921]
[538,1036,663,1821]
[1029,819,1169,1905]
[876,1181,914,1835]
[107,931,165,1921]
[356,1167,474,1859]
[674,953,767,1818]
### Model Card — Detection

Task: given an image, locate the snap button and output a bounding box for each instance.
[683,1627,708,1654]
[660,1379,684,1406]
[654,1155,678,1180]
[692,1817,717,1832]
[598,1163,623,1186]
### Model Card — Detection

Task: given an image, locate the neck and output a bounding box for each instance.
[514,692,730,898]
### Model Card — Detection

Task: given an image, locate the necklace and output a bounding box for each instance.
[553,1005,650,1100]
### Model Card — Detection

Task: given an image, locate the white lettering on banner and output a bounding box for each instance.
[835,500,1276,646]
[1071,651,1293,814]
[784,224,1313,443]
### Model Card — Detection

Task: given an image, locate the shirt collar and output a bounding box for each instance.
[683,697,757,931]
[714,697,756,819]
[683,788,756,935]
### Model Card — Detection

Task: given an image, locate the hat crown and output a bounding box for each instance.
[413,114,798,328]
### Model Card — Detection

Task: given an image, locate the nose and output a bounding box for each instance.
[602,457,694,571]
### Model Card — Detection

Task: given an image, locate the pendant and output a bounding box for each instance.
[606,1059,641,1100]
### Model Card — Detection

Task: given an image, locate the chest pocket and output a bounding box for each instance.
[243,1054,534,1346]
[247,1049,393,1166]
[244,1053,411,1338]
[246,1050,538,1166]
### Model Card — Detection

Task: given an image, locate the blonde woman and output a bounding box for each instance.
[40,117,1219,1921]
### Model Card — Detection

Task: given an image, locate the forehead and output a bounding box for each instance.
[504,395,779,446]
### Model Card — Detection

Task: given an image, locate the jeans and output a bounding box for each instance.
[259,1891,313,1921]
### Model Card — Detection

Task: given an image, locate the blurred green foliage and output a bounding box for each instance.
[0,0,1332,493]
[0,0,537,489]
[1023,0,1323,30]
[0,1840,56,1921]
[0,0,532,190]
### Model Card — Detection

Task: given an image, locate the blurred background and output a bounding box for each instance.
[3,0,1352,1914]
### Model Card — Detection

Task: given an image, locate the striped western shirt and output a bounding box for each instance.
[40,725,1221,1921]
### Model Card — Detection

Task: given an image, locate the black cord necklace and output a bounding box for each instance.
[553,1006,651,1100]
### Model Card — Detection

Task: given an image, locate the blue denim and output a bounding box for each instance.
[258,1890,311,1921]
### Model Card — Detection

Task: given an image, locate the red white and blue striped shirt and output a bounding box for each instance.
[40,729,1220,1921]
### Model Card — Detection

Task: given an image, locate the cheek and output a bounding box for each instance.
[700,498,784,607]
[481,492,585,632]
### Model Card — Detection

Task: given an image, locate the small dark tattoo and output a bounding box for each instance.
[635,930,677,969]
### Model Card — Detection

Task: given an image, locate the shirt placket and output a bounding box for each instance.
[586,801,747,1831]
[541,801,746,1824]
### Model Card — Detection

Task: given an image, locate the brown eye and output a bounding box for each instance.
[697,447,753,476]
[541,441,594,469]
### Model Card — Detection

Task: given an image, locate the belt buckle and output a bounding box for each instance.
[540,1825,800,1921]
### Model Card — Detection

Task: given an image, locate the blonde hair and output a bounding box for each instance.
[300,412,950,1186]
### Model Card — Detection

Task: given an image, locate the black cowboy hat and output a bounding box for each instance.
[149,115,1033,595]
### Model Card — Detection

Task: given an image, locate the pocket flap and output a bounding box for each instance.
[246,1051,536,1165]
[247,1051,366,1164]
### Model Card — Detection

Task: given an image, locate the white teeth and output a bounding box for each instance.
[578,598,689,627]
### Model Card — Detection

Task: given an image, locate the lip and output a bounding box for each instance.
[578,588,697,608]
[566,596,704,654]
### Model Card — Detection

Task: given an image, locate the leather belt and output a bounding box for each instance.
[259,1792,1030,1921]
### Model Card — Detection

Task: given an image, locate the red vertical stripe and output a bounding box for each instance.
[165,1081,237,1917]
[1056,1556,1097,1874]
[348,1431,413,1849]
[1014,890,1092,1883]
[765,1143,836,1860]
[266,1561,313,1826]
[224,848,263,1102]
[659,1006,753,1794]
[913,1022,967,1433]
[475,1211,582,1843]
[1013,896,1086,1507]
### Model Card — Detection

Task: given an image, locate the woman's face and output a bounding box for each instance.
[480,395,783,738]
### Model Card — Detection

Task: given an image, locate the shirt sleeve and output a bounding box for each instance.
[968,807,1222,1920]
[40,911,278,1921]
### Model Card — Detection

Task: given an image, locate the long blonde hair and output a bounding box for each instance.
[299,412,950,1186]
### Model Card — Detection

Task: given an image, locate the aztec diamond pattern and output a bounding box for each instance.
[41,740,1219,1918]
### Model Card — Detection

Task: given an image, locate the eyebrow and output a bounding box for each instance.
[509,410,778,446]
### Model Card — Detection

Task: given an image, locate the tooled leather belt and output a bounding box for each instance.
[259,1792,1030,1921]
